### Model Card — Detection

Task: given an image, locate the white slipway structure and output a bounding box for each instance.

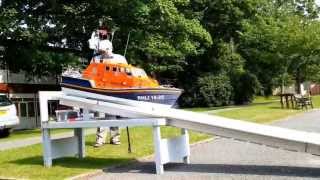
[40,90,320,174]
[40,90,189,175]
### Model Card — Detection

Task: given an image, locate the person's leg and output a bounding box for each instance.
[94,112,108,147]
[94,127,107,147]
[110,126,121,145]
[110,116,121,145]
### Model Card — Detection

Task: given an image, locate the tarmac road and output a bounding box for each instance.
[75,110,320,180]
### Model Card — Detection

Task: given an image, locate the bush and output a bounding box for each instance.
[196,74,233,107]
[232,72,260,104]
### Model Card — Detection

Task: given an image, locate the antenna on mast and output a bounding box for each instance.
[111,31,115,42]
[124,31,131,57]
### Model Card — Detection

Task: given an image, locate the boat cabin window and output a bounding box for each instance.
[125,68,132,76]
[106,66,110,71]
[132,68,147,77]
[112,67,117,72]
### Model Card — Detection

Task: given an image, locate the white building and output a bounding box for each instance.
[0,69,60,129]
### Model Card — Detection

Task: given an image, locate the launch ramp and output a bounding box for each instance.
[59,93,320,155]
[40,90,320,174]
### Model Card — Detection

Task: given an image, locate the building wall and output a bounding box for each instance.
[0,69,57,84]
[273,82,320,96]
[310,84,320,95]
[0,70,60,129]
[9,93,59,130]
[272,85,296,95]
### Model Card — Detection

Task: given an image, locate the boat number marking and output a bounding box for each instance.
[137,95,165,101]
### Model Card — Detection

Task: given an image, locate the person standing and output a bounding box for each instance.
[88,27,122,147]
[94,114,121,147]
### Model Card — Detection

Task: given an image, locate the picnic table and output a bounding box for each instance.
[280,93,294,108]
[280,93,314,109]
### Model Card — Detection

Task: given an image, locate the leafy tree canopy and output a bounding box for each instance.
[239,0,320,94]
[0,0,212,76]
[2,0,320,107]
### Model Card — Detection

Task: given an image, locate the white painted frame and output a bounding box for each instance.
[40,89,320,175]
[58,90,320,155]
[39,91,190,174]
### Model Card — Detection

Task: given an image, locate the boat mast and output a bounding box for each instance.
[123,31,131,57]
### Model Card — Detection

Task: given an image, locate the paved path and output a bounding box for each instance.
[0,129,96,151]
[77,110,320,180]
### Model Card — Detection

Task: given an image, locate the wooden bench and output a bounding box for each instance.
[294,94,313,109]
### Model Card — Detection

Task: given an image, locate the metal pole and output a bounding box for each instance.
[124,31,131,57]
[126,126,132,153]
[111,31,115,42]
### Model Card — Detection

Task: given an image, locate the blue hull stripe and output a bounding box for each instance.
[61,76,182,106]
[62,76,92,88]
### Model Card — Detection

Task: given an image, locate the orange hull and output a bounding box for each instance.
[61,62,183,106]
[82,63,159,89]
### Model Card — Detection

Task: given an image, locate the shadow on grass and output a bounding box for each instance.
[0,129,40,140]
[12,129,40,134]
[10,155,134,169]
[105,161,320,177]
[85,141,96,146]
[202,102,281,112]
[268,106,299,110]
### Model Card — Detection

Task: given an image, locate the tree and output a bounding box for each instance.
[2,0,320,107]
[239,1,320,95]
[179,0,261,106]
[0,0,212,78]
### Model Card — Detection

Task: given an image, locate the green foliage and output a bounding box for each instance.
[239,1,320,95]
[216,41,244,75]
[5,46,80,77]
[196,74,233,107]
[232,72,261,104]
[0,0,212,78]
[1,0,320,108]
[139,0,212,57]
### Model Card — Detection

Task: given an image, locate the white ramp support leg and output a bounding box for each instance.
[153,126,164,174]
[42,127,81,167]
[153,126,190,175]
[42,128,52,167]
[75,109,89,158]
[40,91,62,168]
[181,128,190,164]
[51,136,79,159]
[40,91,83,166]
[74,128,85,158]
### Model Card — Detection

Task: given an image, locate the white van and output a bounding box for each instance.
[0,94,19,137]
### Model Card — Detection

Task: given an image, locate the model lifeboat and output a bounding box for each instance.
[61,62,182,106]
[61,28,182,106]
[61,58,183,106]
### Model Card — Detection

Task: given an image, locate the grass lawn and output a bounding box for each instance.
[1,95,320,179]
[311,95,320,108]
[187,96,279,113]
[0,129,73,143]
[0,127,210,180]
[214,102,301,123]
[193,95,320,124]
